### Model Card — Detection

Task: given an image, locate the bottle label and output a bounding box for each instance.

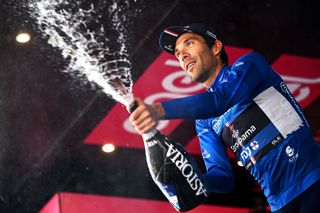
[166,143,208,197]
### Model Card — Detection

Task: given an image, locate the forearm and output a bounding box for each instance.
[161,92,226,120]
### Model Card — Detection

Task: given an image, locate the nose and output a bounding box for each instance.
[180,49,190,62]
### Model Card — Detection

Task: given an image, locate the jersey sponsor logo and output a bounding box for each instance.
[240,147,251,161]
[230,86,304,166]
[285,146,294,157]
[280,81,290,94]
[285,145,299,163]
[228,123,257,152]
[250,141,259,151]
[271,135,282,146]
[166,144,208,197]
[240,147,256,165]
[238,125,256,143]
[222,103,270,153]
[212,107,233,134]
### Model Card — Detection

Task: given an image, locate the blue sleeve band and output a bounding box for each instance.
[162,92,220,119]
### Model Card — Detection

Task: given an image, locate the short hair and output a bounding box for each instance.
[203,35,229,65]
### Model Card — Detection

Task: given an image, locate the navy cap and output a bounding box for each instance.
[159,23,220,55]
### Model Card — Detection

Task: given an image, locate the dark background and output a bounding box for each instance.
[0,0,319,212]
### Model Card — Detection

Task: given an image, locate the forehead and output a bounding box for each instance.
[175,32,205,47]
[175,33,205,51]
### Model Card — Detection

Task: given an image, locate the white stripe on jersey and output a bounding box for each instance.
[254,86,303,138]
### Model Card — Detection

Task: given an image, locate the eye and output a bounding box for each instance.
[186,40,194,47]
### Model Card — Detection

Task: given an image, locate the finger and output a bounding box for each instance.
[135,118,156,134]
[129,103,144,121]
[140,123,156,134]
[128,97,143,116]
[129,104,149,124]
[132,109,153,128]
[134,97,144,106]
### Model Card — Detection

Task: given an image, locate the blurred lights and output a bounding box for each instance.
[16,32,31,43]
[102,144,116,153]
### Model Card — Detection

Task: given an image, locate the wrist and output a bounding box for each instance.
[152,102,165,119]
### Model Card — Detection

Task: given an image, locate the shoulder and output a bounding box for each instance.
[237,52,268,62]
[195,118,216,134]
[195,118,210,127]
[232,52,269,68]
[230,52,272,80]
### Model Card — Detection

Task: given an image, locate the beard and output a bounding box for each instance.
[189,59,217,84]
[191,69,210,83]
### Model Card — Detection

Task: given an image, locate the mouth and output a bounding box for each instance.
[185,61,195,72]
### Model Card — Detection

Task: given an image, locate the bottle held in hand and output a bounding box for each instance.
[129,102,209,212]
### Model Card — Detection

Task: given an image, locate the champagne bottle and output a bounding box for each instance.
[129,102,209,212]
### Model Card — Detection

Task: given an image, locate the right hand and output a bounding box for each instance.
[129,98,165,134]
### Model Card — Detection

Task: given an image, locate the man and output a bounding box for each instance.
[129,23,320,212]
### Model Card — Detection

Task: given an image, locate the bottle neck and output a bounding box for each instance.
[142,128,157,141]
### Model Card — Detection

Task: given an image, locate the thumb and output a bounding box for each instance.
[134,97,144,106]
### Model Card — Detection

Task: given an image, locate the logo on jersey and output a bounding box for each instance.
[280,82,290,94]
[234,61,244,67]
[285,146,294,157]
[228,123,239,139]
[212,107,233,134]
[202,149,211,159]
[250,141,259,151]
[240,147,252,161]
[285,145,299,163]
[227,122,257,152]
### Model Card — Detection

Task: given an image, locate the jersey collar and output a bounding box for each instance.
[206,64,229,92]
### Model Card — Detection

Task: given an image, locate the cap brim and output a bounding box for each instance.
[159,23,219,55]
[159,26,189,55]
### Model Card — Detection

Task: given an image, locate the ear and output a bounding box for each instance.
[211,40,223,56]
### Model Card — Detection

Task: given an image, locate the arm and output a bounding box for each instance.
[129,53,270,133]
[162,53,269,119]
[196,120,234,193]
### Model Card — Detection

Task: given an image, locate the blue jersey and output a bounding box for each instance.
[162,53,320,211]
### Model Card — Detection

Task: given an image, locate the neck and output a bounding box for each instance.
[203,62,224,88]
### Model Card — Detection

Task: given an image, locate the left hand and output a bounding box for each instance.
[129,98,165,134]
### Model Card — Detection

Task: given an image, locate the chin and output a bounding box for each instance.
[190,75,198,82]
[193,78,203,83]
